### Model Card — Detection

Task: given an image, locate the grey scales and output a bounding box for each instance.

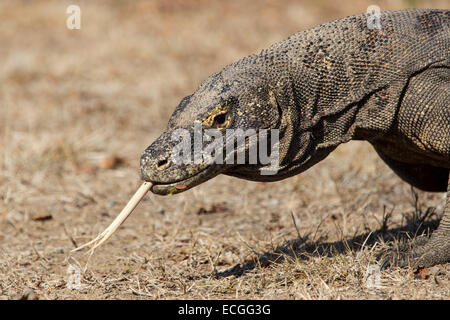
[140,9,450,269]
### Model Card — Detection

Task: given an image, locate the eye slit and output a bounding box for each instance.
[213,113,227,127]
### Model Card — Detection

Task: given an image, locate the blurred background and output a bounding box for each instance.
[0,0,448,299]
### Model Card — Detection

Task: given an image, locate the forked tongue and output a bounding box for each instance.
[71,182,152,255]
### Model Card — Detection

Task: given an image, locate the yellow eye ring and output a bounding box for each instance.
[202,106,229,129]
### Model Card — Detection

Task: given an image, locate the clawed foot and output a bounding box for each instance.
[378,236,430,269]
[378,235,450,269]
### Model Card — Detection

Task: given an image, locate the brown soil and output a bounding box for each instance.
[1,0,449,300]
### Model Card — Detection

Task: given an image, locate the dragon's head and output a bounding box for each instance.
[140,57,283,195]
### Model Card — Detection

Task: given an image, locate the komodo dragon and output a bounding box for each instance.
[140,9,450,268]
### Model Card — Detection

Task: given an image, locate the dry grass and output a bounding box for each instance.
[0,0,449,300]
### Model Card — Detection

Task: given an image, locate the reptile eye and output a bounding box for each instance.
[213,113,228,128]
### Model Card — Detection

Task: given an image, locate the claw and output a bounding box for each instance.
[378,257,392,271]
[376,236,434,270]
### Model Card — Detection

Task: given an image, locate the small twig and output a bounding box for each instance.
[380,205,394,234]
[63,223,78,248]
[237,232,260,256]
[130,287,153,297]
[32,243,49,263]
[290,211,302,240]
[72,182,152,254]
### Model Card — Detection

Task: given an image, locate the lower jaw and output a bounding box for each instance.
[149,166,224,195]
[151,181,192,195]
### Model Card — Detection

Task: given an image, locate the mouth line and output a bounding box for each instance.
[146,164,226,195]
[149,166,211,187]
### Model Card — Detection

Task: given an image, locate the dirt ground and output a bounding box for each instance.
[0,0,449,300]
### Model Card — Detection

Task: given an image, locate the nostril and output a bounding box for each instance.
[157,159,167,167]
[157,158,170,169]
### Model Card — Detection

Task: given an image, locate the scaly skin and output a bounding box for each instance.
[140,9,450,268]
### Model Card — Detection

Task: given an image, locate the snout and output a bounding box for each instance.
[139,132,178,183]
[140,152,172,181]
[139,131,226,195]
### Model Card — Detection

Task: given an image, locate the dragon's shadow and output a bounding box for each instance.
[192,206,441,279]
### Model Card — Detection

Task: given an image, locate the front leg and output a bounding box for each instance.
[381,174,450,268]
